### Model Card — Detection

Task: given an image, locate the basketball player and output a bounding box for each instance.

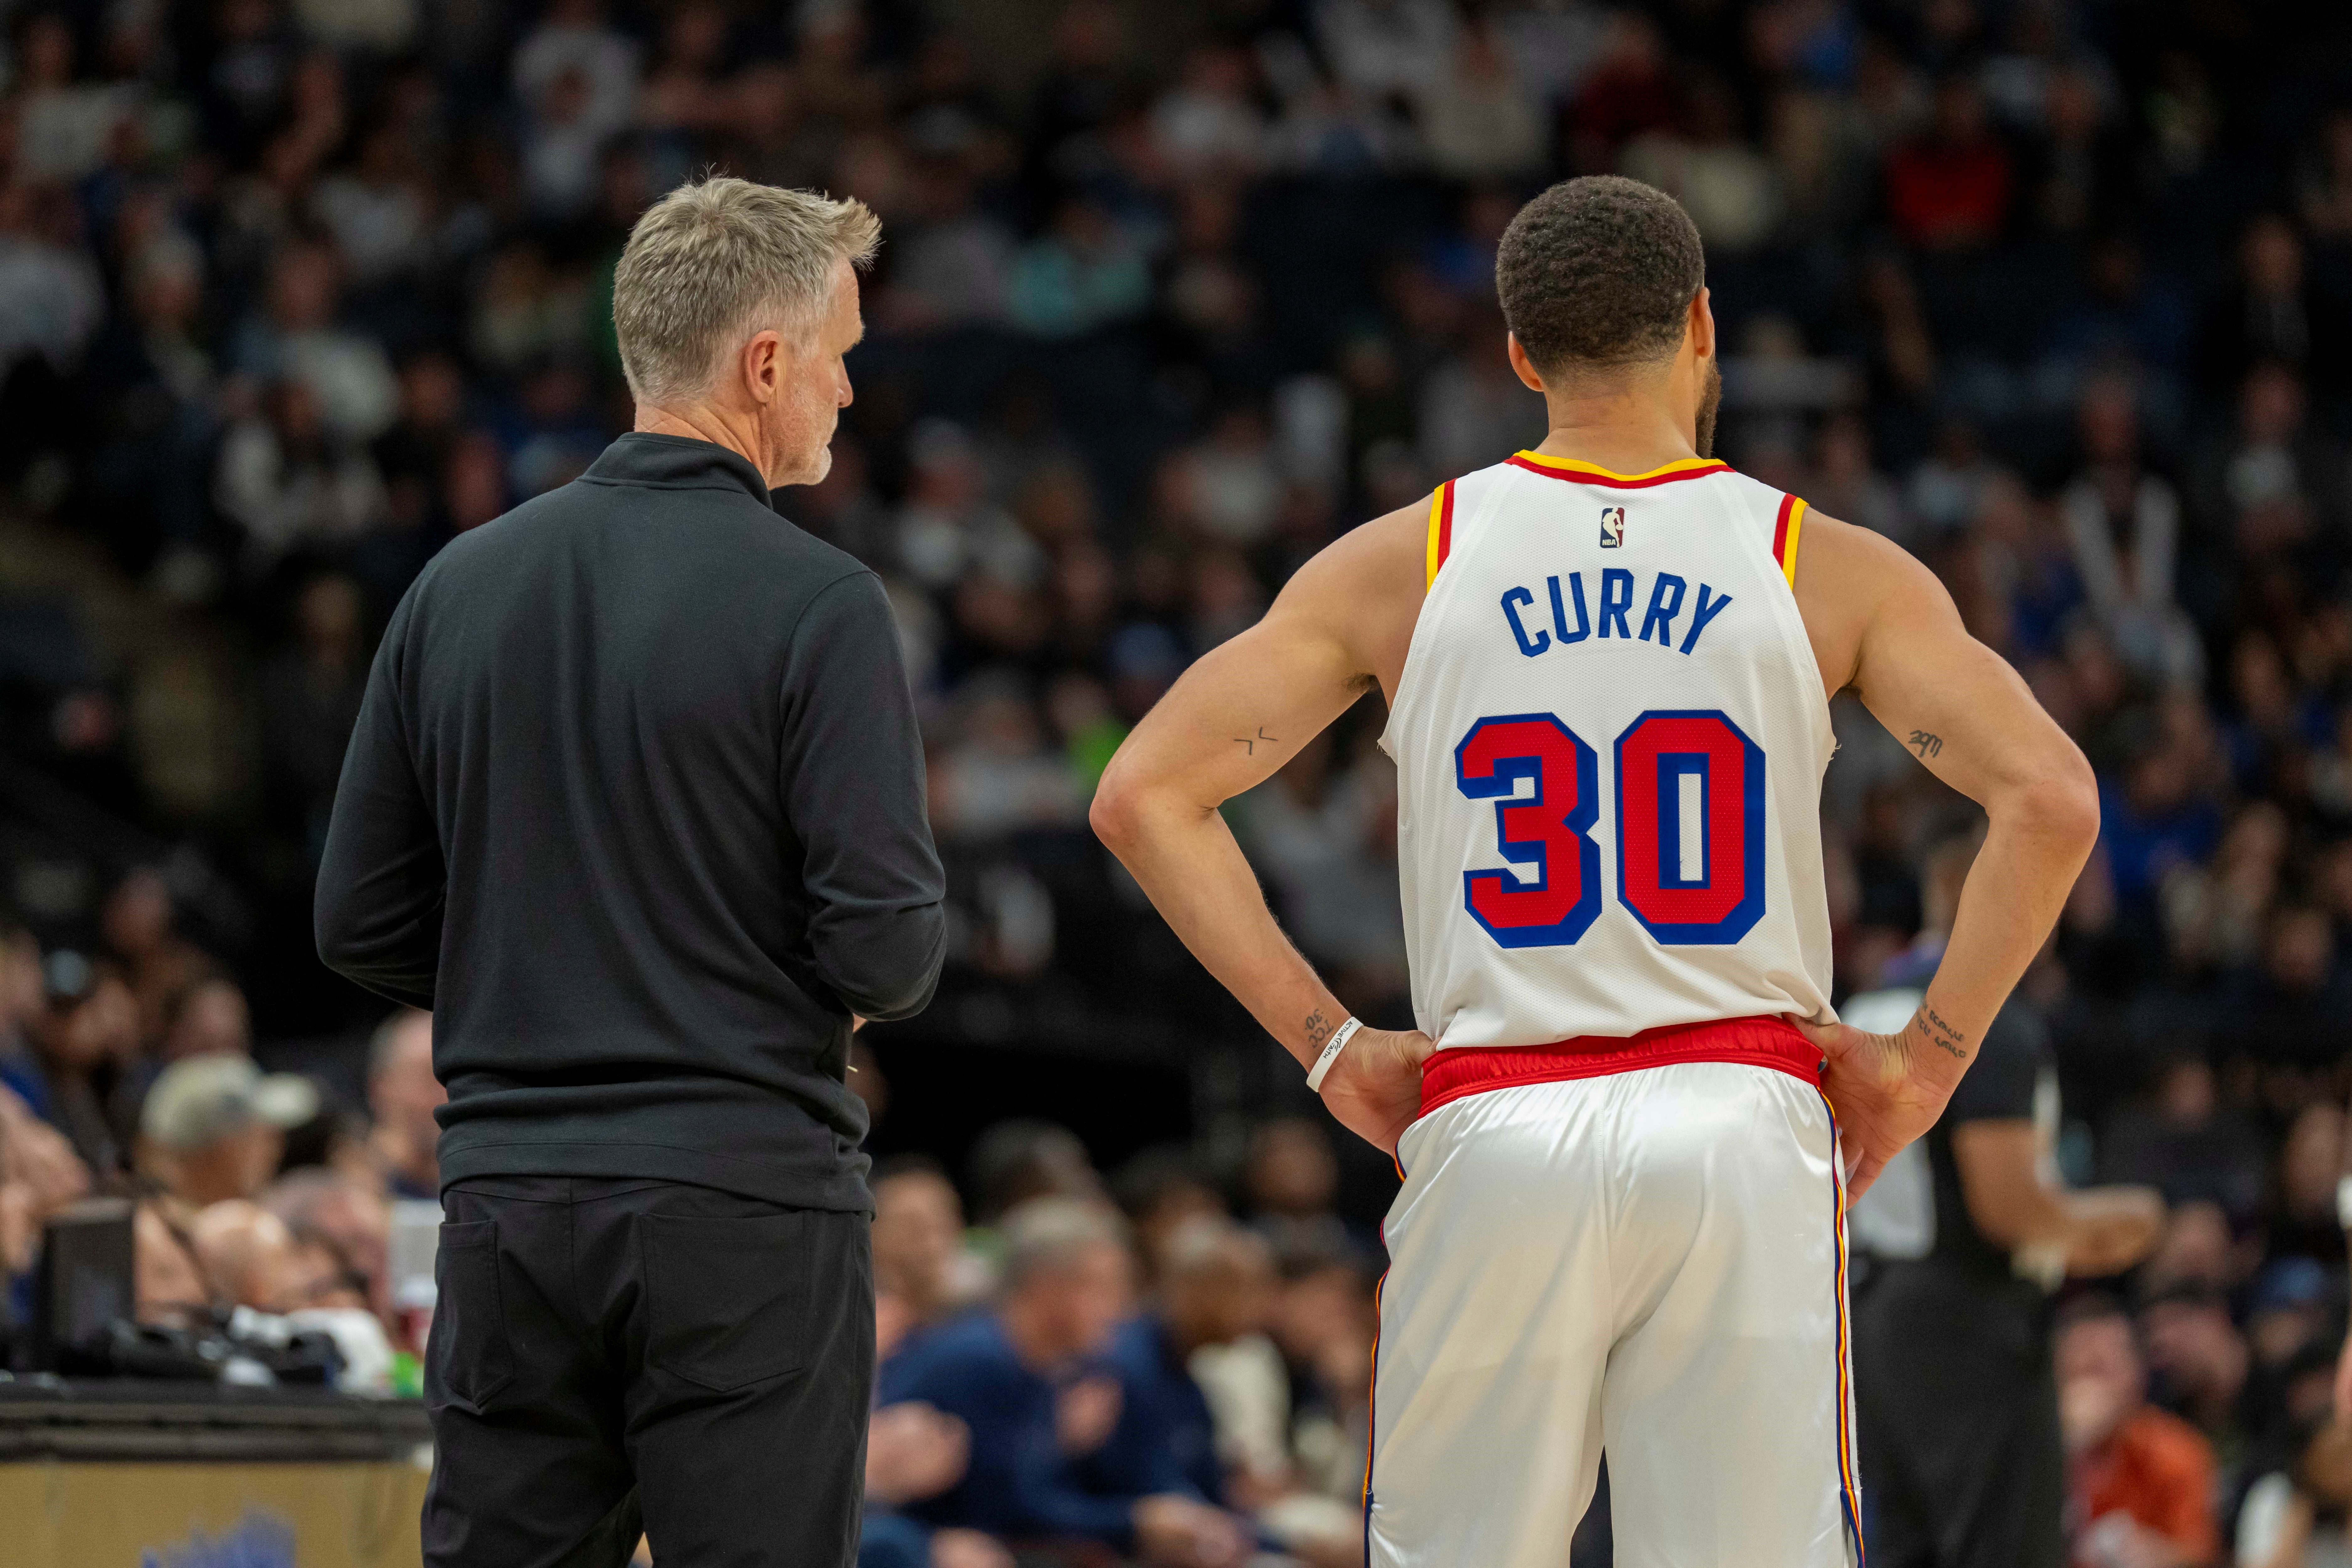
[1089,176,2100,1567]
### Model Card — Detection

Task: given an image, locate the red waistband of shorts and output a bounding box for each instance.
[1418,1015,1821,1119]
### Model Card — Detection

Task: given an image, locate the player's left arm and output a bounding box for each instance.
[1790,515,2101,1191]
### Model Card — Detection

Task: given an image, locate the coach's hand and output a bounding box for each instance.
[1317,1026,1436,1157]
[1791,1010,1961,1200]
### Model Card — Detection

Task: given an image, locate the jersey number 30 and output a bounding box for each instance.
[1453,710,1766,948]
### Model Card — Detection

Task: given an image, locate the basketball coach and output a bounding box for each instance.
[315,177,944,1568]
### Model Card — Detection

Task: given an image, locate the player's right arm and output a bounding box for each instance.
[1788,516,2102,1193]
[1090,502,1431,1155]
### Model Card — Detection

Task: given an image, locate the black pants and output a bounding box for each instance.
[1855,1262,2064,1568]
[424,1177,874,1568]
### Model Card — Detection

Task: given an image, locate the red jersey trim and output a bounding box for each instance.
[1425,481,1456,586]
[1771,493,1808,587]
[1418,1015,1820,1118]
[1505,454,1732,490]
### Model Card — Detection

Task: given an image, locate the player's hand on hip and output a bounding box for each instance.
[1316,1025,1436,1157]
[1788,1010,1959,1199]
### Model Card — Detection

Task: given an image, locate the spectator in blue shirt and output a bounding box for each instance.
[1090,1217,1279,1504]
[877,1197,1251,1568]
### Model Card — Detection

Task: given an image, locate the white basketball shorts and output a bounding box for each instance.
[1368,1031,1861,1568]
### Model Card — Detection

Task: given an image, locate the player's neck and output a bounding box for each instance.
[1526,397,1702,477]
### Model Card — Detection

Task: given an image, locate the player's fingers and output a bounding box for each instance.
[1846,1151,1889,1198]
[1785,1012,1845,1057]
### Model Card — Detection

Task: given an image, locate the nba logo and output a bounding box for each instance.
[1599,506,1626,548]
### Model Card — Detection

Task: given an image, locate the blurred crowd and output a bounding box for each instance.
[2,0,2352,1561]
[0,877,442,1390]
[857,1122,1381,1568]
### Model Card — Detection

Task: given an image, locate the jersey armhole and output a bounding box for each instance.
[1425,481,1457,587]
[1770,494,1808,588]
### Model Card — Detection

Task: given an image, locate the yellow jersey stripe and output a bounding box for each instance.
[1780,497,1807,587]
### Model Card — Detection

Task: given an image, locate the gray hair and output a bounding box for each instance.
[611,176,881,407]
[1159,1215,1271,1281]
[997,1197,1128,1288]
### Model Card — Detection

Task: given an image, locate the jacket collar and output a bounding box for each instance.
[583,433,773,506]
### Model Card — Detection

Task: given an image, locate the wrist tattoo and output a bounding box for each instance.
[1304,1009,1335,1050]
[1913,1007,1969,1062]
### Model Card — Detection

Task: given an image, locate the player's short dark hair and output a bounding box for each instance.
[1496,176,1705,376]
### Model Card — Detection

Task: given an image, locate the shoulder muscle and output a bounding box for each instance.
[1788,511,1946,697]
[1273,497,1428,699]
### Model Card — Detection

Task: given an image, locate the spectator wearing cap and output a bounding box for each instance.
[363,1008,441,1200]
[2248,1257,2337,1381]
[137,1052,319,1209]
[878,1198,1252,1568]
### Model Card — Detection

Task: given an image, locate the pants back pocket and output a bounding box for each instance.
[428,1220,517,1414]
[642,1211,817,1392]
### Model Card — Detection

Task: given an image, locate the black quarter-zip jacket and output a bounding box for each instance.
[316,433,945,1210]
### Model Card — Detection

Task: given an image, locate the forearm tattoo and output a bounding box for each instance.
[1234,726,1281,755]
[1907,730,1942,759]
[1913,1005,1969,1062]
[1304,1009,1335,1050]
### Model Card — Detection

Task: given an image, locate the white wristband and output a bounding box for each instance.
[1304,1017,1364,1092]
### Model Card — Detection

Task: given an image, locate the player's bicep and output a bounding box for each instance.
[1100,501,1420,818]
[1843,536,2086,811]
[1104,599,1368,815]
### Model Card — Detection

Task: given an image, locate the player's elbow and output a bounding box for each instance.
[1088,757,1147,858]
[2015,742,2101,859]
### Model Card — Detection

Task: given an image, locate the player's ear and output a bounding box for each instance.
[1505,333,1547,394]
[1688,287,1716,362]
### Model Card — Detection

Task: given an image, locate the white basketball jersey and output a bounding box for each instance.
[1379,450,1838,1050]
